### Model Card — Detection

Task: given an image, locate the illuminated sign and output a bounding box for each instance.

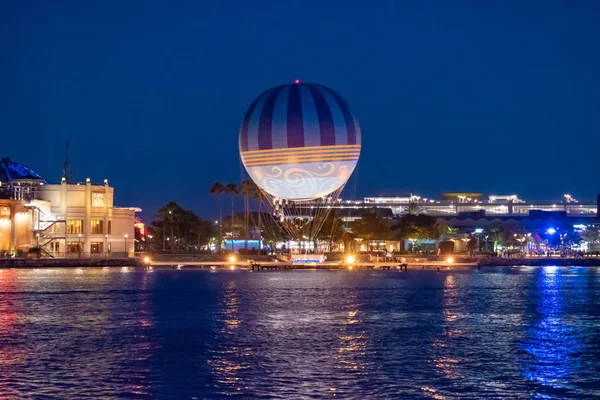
[134,222,146,237]
[0,206,10,218]
[92,193,105,207]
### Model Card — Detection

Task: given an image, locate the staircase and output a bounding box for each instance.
[27,202,66,257]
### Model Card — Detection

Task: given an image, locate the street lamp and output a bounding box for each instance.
[124,234,129,257]
[78,233,82,258]
[104,234,108,258]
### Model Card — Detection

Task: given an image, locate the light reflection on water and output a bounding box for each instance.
[431,274,463,382]
[519,266,586,398]
[208,280,252,395]
[0,267,598,398]
[336,297,368,377]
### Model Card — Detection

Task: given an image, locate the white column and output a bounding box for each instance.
[9,204,15,251]
[84,179,91,255]
[104,180,109,255]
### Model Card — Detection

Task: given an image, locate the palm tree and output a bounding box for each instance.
[239,180,258,248]
[209,182,225,250]
[392,213,446,252]
[403,200,423,216]
[318,210,347,252]
[483,224,504,252]
[224,183,238,252]
[350,208,392,252]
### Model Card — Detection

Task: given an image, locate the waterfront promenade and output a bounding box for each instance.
[3,255,600,269]
[147,259,475,269]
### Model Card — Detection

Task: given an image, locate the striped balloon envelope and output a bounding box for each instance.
[239,82,361,200]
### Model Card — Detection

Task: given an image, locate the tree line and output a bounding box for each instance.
[147,202,217,252]
[146,190,452,253]
[146,187,600,254]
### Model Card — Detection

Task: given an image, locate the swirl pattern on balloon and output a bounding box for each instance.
[248,161,355,200]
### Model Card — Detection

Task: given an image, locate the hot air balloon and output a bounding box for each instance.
[239,82,361,200]
[239,81,361,242]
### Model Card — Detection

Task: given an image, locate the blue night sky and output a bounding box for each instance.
[2,1,599,219]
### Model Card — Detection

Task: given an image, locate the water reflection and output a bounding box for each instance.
[336,303,368,376]
[0,270,18,335]
[0,268,598,398]
[208,280,252,395]
[521,266,582,396]
[122,272,155,397]
[0,269,27,397]
[429,274,463,382]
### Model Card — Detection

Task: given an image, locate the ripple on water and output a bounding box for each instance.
[0,267,599,398]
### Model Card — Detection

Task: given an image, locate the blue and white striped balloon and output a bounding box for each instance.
[239,82,361,200]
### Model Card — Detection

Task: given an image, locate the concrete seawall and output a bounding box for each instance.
[479,257,600,267]
[0,258,140,268]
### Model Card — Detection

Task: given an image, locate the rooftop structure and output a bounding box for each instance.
[290,193,598,222]
[0,157,46,201]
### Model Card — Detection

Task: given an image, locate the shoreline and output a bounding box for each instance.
[478,257,600,267]
[0,257,599,269]
[0,258,140,269]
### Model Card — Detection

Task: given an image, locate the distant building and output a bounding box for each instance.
[0,158,139,257]
[290,192,598,232]
[441,193,484,203]
[296,193,595,217]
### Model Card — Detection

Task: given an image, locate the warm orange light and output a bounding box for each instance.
[447,257,454,264]
[135,222,146,237]
[229,256,236,263]
[143,256,151,264]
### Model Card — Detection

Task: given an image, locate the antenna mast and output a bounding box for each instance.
[62,141,72,183]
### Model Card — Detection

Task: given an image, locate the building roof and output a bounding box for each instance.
[0,157,46,183]
[337,207,395,218]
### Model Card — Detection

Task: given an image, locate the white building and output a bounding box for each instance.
[0,158,139,257]
[36,179,139,257]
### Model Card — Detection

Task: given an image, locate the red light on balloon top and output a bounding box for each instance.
[294,79,300,84]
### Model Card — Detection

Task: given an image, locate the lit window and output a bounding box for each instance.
[0,206,10,218]
[90,242,104,253]
[67,220,83,234]
[92,193,105,207]
[67,242,82,253]
[91,220,104,234]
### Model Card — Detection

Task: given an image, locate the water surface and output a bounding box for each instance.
[0,266,599,399]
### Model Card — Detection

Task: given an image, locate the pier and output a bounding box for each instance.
[146,259,477,270]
